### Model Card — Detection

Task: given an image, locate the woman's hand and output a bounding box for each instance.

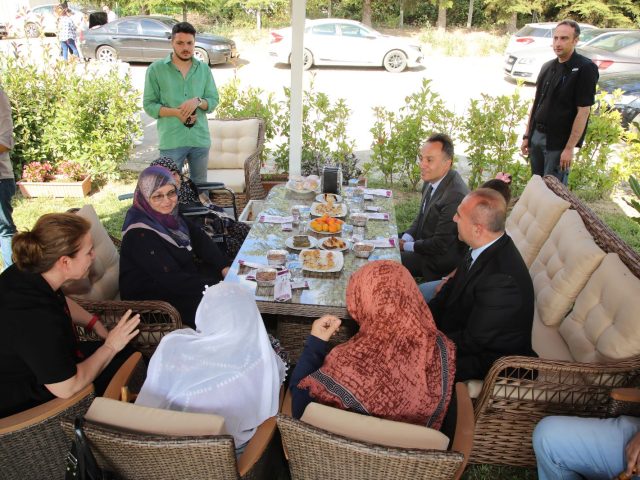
[104,309,140,353]
[222,266,230,278]
[310,315,341,341]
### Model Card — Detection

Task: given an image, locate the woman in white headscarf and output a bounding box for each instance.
[135,282,287,451]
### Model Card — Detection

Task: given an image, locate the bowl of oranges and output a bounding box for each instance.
[310,215,343,234]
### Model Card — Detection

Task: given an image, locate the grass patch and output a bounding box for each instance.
[462,464,537,479]
[418,28,508,57]
[598,212,640,252]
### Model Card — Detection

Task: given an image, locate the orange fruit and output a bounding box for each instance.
[322,224,329,232]
[329,224,339,233]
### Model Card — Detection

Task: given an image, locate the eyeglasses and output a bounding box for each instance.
[149,189,178,203]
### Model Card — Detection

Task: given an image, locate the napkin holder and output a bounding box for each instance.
[321,166,342,194]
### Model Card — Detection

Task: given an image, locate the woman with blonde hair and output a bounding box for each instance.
[0,213,140,418]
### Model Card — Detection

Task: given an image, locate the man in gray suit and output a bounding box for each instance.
[399,133,469,281]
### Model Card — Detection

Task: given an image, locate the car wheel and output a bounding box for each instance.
[383,49,408,73]
[25,22,39,38]
[194,47,210,65]
[96,45,117,62]
[303,49,313,70]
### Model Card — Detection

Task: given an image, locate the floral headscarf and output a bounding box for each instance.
[122,165,191,248]
[297,260,456,429]
[149,157,200,205]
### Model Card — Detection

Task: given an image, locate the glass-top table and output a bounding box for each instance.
[224,185,401,319]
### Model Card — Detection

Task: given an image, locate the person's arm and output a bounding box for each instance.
[520,104,533,156]
[142,66,189,123]
[0,90,14,153]
[412,193,463,256]
[559,106,591,170]
[188,220,232,273]
[45,310,140,399]
[625,431,640,478]
[202,69,219,113]
[66,296,109,340]
[290,316,341,419]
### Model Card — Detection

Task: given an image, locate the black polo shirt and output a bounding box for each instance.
[530,51,599,150]
[0,265,79,417]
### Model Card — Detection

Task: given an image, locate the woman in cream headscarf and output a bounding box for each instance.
[135,283,287,451]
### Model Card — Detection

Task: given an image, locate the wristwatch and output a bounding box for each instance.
[196,97,203,108]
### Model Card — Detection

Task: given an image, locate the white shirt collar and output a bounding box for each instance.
[429,176,445,194]
[470,233,504,266]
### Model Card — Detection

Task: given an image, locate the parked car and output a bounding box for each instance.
[504,29,636,84]
[80,16,238,66]
[19,3,88,38]
[504,22,595,55]
[269,18,423,72]
[598,71,640,128]
[0,22,7,39]
[578,30,640,74]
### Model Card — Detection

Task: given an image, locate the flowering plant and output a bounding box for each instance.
[21,161,55,182]
[55,161,86,181]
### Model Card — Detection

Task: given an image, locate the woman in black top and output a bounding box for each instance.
[119,165,231,328]
[0,213,140,418]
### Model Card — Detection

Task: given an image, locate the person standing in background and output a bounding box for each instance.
[56,4,79,61]
[102,5,117,23]
[0,87,16,270]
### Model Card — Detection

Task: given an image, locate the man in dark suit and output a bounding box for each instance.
[400,133,469,281]
[428,188,535,382]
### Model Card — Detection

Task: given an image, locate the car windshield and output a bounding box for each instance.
[157,18,178,28]
[588,33,640,52]
[515,25,551,38]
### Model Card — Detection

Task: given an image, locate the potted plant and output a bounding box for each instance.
[17,160,92,198]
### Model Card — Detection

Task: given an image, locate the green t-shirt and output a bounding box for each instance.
[143,54,219,150]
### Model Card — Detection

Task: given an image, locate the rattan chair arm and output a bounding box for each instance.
[611,388,640,403]
[451,383,474,480]
[474,354,640,417]
[0,384,93,434]
[237,416,277,476]
[103,352,143,400]
[73,298,182,327]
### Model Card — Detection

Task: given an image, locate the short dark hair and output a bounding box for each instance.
[426,133,454,161]
[468,188,507,233]
[171,22,196,39]
[557,19,580,38]
[480,178,512,205]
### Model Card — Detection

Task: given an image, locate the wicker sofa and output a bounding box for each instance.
[469,175,640,467]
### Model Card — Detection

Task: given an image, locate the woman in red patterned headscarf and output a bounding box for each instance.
[290,260,456,429]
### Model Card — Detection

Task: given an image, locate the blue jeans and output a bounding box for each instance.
[159,146,209,185]
[533,415,640,480]
[60,38,79,61]
[419,280,441,303]
[0,178,17,269]
[529,129,568,185]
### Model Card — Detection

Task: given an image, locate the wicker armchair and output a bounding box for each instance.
[65,205,182,359]
[470,175,640,468]
[277,383,474,480]
[207,117,266,213]
[0,385,94,480]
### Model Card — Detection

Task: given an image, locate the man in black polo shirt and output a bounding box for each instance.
[521,20,598,185]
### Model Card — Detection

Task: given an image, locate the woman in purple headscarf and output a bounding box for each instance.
[119,166,231,328]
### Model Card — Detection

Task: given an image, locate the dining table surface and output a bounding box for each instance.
[224,184,402,318]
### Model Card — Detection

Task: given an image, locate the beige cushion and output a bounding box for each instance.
[532,310,574,361]
[465,380,483,399]
[62,205,120,301]
[208,118,261,170]
[506,175,570,267]
[300,402,449,450]
[559,254,640,363]
[206,169,245,193]
[530,210,606,327]
[85,397,227,436]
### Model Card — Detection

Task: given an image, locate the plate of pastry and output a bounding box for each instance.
[319,236,350,252]
[285,235,318,250]
[299,249,344,273]
[315,193,343,203]
[310,202,347,218]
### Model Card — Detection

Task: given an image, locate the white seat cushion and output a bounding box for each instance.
[559,254,640,363]
[62,205,119,301]
[206,169,245,193]
[530,209,606,327]
[300,402,449,450]
[208,118,261,170]
[506,175,570,267]
[532,310,574,361]
[86,397,227,436]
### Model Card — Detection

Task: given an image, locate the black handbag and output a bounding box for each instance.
[65,417,119,480]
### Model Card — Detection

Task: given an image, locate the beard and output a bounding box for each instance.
[173,49,193,61]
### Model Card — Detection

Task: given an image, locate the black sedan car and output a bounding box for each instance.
[80,16,238,66]
[599,71,640,128]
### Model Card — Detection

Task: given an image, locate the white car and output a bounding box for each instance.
[269,18,423,73]
[504,29,634,84]
[18,3,86,38]
[505,21,595,56]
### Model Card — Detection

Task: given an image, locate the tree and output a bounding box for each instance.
[362,0,372,26]
[483,0,543,32]
[554,0,640,26]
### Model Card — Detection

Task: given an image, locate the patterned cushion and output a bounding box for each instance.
[559,254,640,363]
[530,209,606,327]
[506,175,570,267]
[301,402,449,450]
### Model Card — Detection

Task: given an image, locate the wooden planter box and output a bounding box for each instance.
[261,174,288,195]
[17,175,92,198]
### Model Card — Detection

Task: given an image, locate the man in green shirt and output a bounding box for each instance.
[143,22,219,184]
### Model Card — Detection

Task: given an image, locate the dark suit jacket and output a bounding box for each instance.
[405,169,469,275]
[428,234,536,381]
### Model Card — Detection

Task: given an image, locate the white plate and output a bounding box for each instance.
[285,235,317,250]
[299,249,344,273]
[315,193,343,203]
[286,179,319,195]
[310,202,347,218]
[319,236,350,252]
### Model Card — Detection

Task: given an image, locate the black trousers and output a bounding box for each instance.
[77,342,138,396]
